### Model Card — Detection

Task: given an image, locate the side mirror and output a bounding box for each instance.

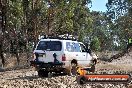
[86,49,92,54]
[82,50,86,52]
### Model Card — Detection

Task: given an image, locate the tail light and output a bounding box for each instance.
[62,54,66,61]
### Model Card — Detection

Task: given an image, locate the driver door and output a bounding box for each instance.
[79,43,92,65]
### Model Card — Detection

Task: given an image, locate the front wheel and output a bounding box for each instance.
[70,63,78,75]
[77,76,86,85]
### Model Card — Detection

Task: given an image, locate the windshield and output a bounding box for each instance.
[36,41,62,51]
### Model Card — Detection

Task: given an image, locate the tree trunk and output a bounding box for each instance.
[15,51,20,66]
[0,0,7,68]
[0,44,5,68]
[22,0,30,64]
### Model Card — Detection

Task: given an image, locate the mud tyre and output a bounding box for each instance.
[38,70,48,77]
[63,68,71,75]
[71,63,78,75]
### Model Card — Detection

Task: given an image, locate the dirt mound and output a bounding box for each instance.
[109,47,132,62]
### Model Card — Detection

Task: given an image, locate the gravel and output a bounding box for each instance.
[0,67,131,88]
[0,52,131,88]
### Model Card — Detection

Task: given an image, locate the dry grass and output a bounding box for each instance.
[96,63,132,71]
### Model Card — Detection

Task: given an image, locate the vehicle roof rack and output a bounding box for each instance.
[40,34,78,41]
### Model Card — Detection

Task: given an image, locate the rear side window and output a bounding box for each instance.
[36,41,62,51]
[66,42,80,52]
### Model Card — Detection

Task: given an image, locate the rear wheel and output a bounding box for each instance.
[62,68,71,75]
[70,60,78,75]
[38,70,48,77]
[38,70,43,77]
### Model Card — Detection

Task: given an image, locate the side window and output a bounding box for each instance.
[80,44,86,52]
[66,42,80,52]
[66,42,74,52]
[74,43,81,52]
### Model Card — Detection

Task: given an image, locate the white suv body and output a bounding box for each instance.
[31,38,93,75]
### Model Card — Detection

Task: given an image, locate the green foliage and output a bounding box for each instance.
[106,0,132,50]
[2,0,130,52]
[90,37,101,51]
[52,0,92,36]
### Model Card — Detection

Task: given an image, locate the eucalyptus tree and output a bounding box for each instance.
[89,11,114,51]
[106,0,132,49]
[47,0,92,40]
[0,0,7,67]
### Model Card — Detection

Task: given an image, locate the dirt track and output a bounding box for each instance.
[0,52,132,88]
[0,69,131,88]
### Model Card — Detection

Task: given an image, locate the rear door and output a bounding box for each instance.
[34,40,63,63]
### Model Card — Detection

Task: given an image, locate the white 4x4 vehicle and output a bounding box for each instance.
[31,37,94,76]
